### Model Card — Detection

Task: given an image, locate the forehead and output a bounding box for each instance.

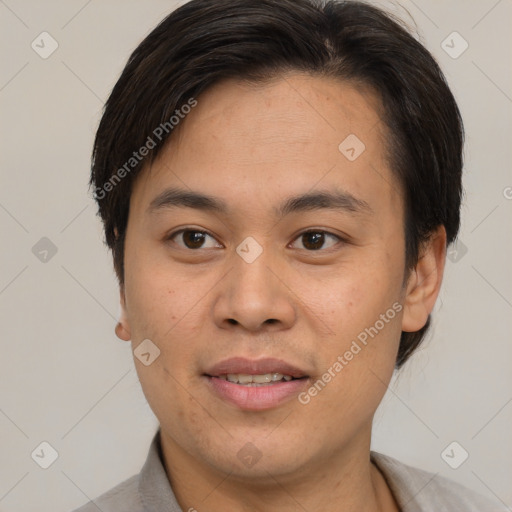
[131,73,402,222]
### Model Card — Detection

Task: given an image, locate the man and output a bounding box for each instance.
[74,0,505,510]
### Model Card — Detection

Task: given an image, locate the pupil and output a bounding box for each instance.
[184,231,205,249]
[303,232,324,250]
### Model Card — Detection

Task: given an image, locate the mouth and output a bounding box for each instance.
[203,357,310,410]
[214,372,296,386]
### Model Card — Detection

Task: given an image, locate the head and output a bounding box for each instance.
[91,0,463,481]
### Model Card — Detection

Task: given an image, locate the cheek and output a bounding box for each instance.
[123,250,219,386]
[300,261,394,336]
[124,248,194,334]
[299,254,402,389]
[123,258,207,422]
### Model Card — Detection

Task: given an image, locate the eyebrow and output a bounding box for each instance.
[148,186,373,217]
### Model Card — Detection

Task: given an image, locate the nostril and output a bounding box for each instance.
[227,319,238,325]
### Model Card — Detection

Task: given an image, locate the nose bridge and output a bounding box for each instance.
[231,241,279,306]
[214,239,296,331]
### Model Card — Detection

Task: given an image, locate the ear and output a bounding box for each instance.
[401,225,447,333]
[115,284,132,342]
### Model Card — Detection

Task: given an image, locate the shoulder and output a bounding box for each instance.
[70,474,143,512]
[371,451,507,512]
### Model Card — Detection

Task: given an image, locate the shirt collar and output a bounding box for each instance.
[138,428,183,511]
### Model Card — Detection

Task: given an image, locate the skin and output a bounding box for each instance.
[115,72,446,512]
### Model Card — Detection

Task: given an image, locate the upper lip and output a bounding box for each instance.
[204,357,309,379]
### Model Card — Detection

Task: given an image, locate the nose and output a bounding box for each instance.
[213,248,297,332]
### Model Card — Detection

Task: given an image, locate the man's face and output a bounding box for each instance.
[120,73,409,478]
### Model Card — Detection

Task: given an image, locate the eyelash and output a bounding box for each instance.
[166,228,345,252]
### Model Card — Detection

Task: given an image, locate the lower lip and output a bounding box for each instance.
[205,376,309,411]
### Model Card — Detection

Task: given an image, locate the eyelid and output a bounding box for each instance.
[167,228,222,248]
[288,229,345,251]
[166,226,348,252]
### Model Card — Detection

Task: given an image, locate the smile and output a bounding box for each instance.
[216,373,294,385]
[204,357,310,410]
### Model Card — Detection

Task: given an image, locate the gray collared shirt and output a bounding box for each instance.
[72,429,506,511]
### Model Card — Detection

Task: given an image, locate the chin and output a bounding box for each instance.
[202,433,315,482]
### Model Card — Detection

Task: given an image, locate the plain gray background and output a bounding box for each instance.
[1,1,511,511]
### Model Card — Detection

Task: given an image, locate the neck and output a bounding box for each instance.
[159,427,399,512]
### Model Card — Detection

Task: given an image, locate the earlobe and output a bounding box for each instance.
[401,226,447,333]
[115,286,132,342]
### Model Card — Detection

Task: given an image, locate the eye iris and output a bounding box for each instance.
[183,231,205,249]
[178,231,330,250]
[303,232,324,250]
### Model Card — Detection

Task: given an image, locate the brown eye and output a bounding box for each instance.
[169,229,221,250]
[292,230,341,251]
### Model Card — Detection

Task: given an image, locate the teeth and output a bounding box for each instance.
[238,374,253,384]
[253,374,273,383]
[222,373,295,384]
